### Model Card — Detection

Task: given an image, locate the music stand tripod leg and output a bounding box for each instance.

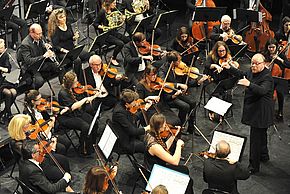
[272,124,282,140]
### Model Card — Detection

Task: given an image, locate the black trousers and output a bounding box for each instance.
[106,31,130,59]
[249,127,269,172]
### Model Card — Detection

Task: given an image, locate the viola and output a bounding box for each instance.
[73,82,99,95]
[24,119,51,140]
[174,61,207,79]
[138,40,164,56]
[149,77,180,93]
[35,140,54,163]
[100,63,128,80]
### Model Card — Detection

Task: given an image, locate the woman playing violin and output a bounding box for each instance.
[262,38,290,119]
[24,89,71,155]
[159,51,208,134]
[136,64,181,126]
[58,71,99,156]
[8,114,73,189]
[83,166,117,194]
[144,113,194,194]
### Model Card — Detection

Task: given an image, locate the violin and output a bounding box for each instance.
[35,139,54,163]
[224,29,244,45]
[102,165,118,192]
[198,151,216,159]
[128,99,147,114]
[178,36,199,55]
[36,98,65,113]
[149,77,180,93]
[24,119,51,140]
[174,61,207,79]
[138,40,164,56]
[218,57,240,69]
[160,124,180,139]
[100,63,128,80]
[73,82,100,95]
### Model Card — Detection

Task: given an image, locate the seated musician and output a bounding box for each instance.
[262,38,290,119]
[203,41,239,120]
[8,114,73,187]
[19,139,72,194]
[0,1,28,50]
[144,113,194,194]
[112,89,151,154]
[58,71,99,156]
[83,166,117,194]
[275,16,290,43]
[210,15,244,46]
[47,8,90,72]
[203,140,250,194]
[75,55,121,113]
[24,89,71,155]
[170,26,199,65]
[0,38,17,124]
[158,51,208,134]
[136,64,181,127]
[94,0,130,66]
[123,32,154,87]
[17,23,62,90]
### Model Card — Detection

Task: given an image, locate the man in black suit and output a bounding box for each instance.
[76,54,121,112]
[203,140,250,194]
[19,139,71,194]
[17,23,61,90]
[112,89,150,154]
[222,53,274,174]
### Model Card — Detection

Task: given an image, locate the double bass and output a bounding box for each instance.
[244,0,274,52]
[191,0,220,41]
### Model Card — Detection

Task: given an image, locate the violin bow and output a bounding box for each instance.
[181,37,205,56]
[268,42,290,70]
[99,58,113,91]
[93,144,121,194]
[150,28,156,57]
[138,167,153,191]
[158,61,173,98]
[185,54,196,86]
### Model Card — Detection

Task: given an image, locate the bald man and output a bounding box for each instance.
[203,140,250,194]
[222,53,274,174]
[17,24,61,91]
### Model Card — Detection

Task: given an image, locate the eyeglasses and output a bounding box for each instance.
[251,61,264,66]
[218,50,226,53]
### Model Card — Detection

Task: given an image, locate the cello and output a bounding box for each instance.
[244,0,274,52]
[191,0,220,41]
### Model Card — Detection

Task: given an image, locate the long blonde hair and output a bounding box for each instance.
[47,8,66,40]
[8,114,31,141]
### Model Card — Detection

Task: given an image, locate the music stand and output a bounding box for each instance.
[88,31,111,63]
[132,15,154,35]
[65,0,81,22]
[0,6,14,45]
[25,0,48,22]
[58,44,85,68]
[192,7,227,55]
[233,8,262,23]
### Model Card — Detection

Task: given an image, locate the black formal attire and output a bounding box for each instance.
[94,8,130,59]
[0,2,28,47]
[280,0,290,25]
[19,159,68,194]
[76,66,119,112]
[144,132,194,194]
[112,102,146,154]
[136,81,181,126]
[203,158,250,194]
[58,88,98,155]
[158,63,198,132]
[11,139,71,184]
[227,66,274,173]
[275,29,289,43]
[17,35,61,90]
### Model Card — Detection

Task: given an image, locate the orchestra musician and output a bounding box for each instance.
[83,166,117,194]
[203,140,250,194]
[8,114,73,186]
[221,53,274,174]
[0,1,28,50]
[58,71,99,156]
[262,38,290,119]
[159,51,208,134]
[112,89,151,154]
[0,38,17,124]
[16,23,62,90]
[136,64,181,126]
[144,113,194,194]
[19,139,72,194]
[75,55,121,113]
[24,89,71,155]
[94,0,130,66]
[275,16,290,43]
[123,32,153,87]
[47,8,90,72]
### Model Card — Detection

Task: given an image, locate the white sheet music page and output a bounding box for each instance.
[146,164,190,194]
[204,97,232,116]
[98,124,117,159]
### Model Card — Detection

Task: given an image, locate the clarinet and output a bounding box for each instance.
[41,39,59,66]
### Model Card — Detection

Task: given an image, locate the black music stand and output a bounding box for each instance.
[132,15,154,35]
[65,0,82,22]
[0,6,14,45]
[153,10,178,47]
[58,44,85,68]
[233,8,262,23]
[88,31,111,63]
[192,7,227,55]
[25,0,47,22]
[228,44,248,61]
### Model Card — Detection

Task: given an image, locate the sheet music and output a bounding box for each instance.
[98,124,117,159]
[146,164,190,194]
[209,131,246,162]
[204,97,232,116]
